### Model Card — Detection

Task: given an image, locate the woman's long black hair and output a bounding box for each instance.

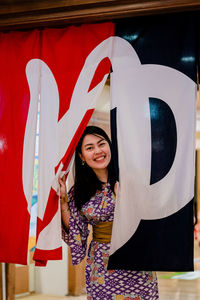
[74,126,116,210]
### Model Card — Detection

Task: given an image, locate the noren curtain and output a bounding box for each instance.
[0,12,198,270]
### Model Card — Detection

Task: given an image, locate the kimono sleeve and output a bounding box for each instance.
[62,187,89,265]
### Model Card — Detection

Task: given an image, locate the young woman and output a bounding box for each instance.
[59,126,159,300]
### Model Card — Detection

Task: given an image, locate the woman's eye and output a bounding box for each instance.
[86,146,93,151]
[100,142,105,147]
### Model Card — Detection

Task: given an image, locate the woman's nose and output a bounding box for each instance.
[94,146,102,154]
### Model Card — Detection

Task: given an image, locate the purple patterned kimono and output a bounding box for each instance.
[62,183,159,300]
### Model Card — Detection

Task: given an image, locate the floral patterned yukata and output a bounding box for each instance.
[62,183,159,300]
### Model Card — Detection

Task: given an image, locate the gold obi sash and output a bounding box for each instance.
[93,221,113,244]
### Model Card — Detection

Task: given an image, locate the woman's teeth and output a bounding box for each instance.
[95,156,105,161]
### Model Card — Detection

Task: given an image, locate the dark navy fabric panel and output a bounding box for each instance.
[115,12,197,82]
[149,98,177,184]
[109,12,196,271]
[110,108,119,182]
[108,199,194,271]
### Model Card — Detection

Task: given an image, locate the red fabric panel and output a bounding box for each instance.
[34,22,114,265]
[0,30,40,264]
[0,22,114,265]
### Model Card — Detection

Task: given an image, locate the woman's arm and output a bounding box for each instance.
[58,175,70,230]
[61,201,70,230]
[59,179,89,265]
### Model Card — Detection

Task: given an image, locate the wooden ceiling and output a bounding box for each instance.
[0,0,200,31]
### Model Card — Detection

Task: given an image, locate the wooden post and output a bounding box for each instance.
[0,264,2,300]
[6,264,15,300]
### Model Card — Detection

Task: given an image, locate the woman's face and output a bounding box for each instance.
[80,134,111,172]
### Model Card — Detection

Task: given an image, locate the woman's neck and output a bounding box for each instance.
[93,168,108,183]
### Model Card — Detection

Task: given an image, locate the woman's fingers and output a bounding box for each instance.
[58,174,67,197]
[58,174,66,185]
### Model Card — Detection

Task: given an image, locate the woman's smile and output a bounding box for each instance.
[94,155,106,161]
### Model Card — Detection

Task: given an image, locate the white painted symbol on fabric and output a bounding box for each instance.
[22,38,113,253]
[22,36,196,257]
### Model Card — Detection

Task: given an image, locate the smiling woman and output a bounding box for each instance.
[58,125,159,300]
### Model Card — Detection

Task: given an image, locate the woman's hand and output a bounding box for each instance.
[58,174,67,197]
[58,174,70,230]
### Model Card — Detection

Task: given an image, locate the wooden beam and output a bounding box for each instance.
[0,0,200,30]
